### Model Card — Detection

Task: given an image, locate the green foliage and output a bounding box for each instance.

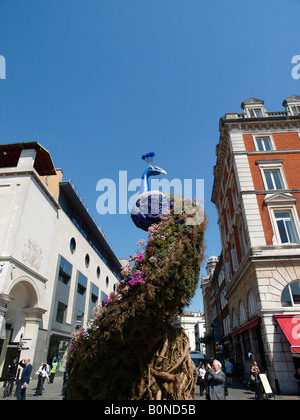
[65,201,207,400]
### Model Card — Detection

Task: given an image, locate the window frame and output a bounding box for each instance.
[248,107,263,118]
[289,104,300,116]
[258,161,288,191]
[268,205,300,245]
[281,281,300,307]
[253,135,275,152]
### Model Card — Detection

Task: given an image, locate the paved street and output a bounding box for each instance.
[195,380,300,401]
[0,373,65,401]
[1,374,299,401]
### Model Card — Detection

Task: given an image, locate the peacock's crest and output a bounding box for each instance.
[142,152,155,166]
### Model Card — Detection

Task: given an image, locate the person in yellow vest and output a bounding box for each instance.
[49,358,58,383]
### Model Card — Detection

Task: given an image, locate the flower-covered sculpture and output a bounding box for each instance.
[64,155,207,400]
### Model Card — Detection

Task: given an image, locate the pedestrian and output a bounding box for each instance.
[49,358,58,383]
[3,358,18,387]
[16,358,33,400]
[43,362,50,390]
[206,359,226,400]
[292,367,300,394]
[198,363,206,396]
[225,359,233,385]
[250,360,260,391]
[34,363,49,396]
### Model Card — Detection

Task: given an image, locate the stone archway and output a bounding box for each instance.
[2,278,46,364]
[5,278,39,343]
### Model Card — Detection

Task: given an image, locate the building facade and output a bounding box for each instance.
[209,96,300,394]
[173,311,205,352]
[0,142,122,378]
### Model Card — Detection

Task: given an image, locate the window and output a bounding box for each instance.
[264,170,283,190]
[220,289,227,310]
[223,315,231,336]
[218,267,225,287]
[77,272,87,295]
[91,283,99,304]
[255,137,272,151]
[225,259,231,283]
[248,292,258,317]
[249,108,263,118]
[274,211,298,244]
[106,276,109,287]
[96,266,101,279]
[258,160,287,191]
[212,304,217,320]
[75,310,84,329]
[58,256,73,285]
[231,242,238,272]
[281,281,300,307]
[70,237,76,254]
[85,254,90,268]
[239,301,246,324]
[56,302,67,323]
[291,104,300,115]
[232,309,238,329]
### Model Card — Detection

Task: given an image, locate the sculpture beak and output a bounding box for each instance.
[160,169,167,175]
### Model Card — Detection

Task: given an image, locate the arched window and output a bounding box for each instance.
[281,281,300,307]
[239,301,246,324]
[248,291,258,317]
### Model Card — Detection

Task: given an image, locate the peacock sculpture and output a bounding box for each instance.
[65,153,207,400]
[131,152,171,231]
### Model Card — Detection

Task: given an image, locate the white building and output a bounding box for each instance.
[174,311,205,352]
[0,142,122,378]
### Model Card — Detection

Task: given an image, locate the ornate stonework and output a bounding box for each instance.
[22,239,43,271]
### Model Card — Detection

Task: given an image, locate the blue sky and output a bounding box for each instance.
[0,0,300,312]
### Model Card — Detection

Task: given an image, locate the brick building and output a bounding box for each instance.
[210,95,300,394]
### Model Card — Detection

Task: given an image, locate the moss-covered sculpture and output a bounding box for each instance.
[65,201,206,400]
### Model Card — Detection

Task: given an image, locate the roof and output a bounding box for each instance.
[59,181,122,275]
[241,97,264,109]
[0,142,56,176]
[282,95,300,107]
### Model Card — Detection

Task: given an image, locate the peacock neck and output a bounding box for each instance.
[140,168,151,195]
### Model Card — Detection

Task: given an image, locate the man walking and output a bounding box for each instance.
[17,358,33,400]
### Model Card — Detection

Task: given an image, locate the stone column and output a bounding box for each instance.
[21,307,46,364]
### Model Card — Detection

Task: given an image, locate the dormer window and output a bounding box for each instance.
[290,104,300,115]
[282,95,300,116]
[241,97,266,118]
[249,108,263,118]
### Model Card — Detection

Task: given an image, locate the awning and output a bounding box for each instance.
[274,314,300,354]
[230,316,261,337]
